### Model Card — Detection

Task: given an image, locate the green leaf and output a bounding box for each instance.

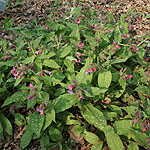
[53,94,79,113]
[98,71,112,93]
[21,55,35,64]
[110,57,128,64]
[0,121,4,140]
[49,126,62,142]
[114,26,121,43]
[80,103,106,131]
[104,126,124,150]
[84,87,102,97]
[108,105,123,115]
[43,109,55,130]
[60,46,72,58]
[127,142,139,150]
[13,113,25,126]
[43,59,60,68]
[114,120,133,136]
[135,86,150,96]
[32,36,43,49]
[130,129,147,147]
[57,111,81,125]
[91,143,103,150]
[28,112,44,136]
[115,79,126,98]
[21,126,33,149]
[2,91,28,107]
[39,52,55,59]
[0,113,12,135]
[101,33,109,42]
[14,76,24,87]
[40,132,50,148]
[76,65,93,84]
[82,130,101,144]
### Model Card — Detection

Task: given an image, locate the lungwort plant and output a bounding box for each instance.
[0,3,150,150]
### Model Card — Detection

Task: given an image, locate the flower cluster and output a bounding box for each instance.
[68,84,74,95]
[26,84,37,101]
[40,70,52,77]
[3,51,12,61]
[141,118,150,132]
[85,67,97,75]
[11,64,28,79]
[132,111,143,123]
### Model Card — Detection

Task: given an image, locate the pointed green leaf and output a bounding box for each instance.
[53,94,79,113]
[28,112,44,136]
[104,126,124,150]
[21,126,33,149]
[130,129,147,147]
[49,126,62,142]
[76,65,93,84]
[40,132,50,148]
[0,113,12,135]
[114,26,121,43]
[43,59,60,68]
[91,143,103,150]
[60,46,72,58]
[21,55,35,64]
[32,36,43,49]
[127,142,139,150]
[81,103,106,131]
[114,120,133,136]
[2,91,28,107]
[82,130,101,144]
[43,109,55,130]
[98,71,112,93]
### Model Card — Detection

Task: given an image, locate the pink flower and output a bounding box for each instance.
[6,51,9,55]
[136,48,139,51]
[68,84,73,91]
[81,42,85,47]
[78,53,82,57]
[81,14,85,18]
[93,68,97,71]
[68,90,73,95]
[127,75,133,79]
[11,70,15,74]
[4,56,7,60]
[133,118,137,123]
[23,25,26,28]
[110,29,113,32]
[116,45,120,49]
[132,50,136,53]
[40,72,44,76]
[142,127,147,132]
[119,25,122,29]
[35,51,40,55]
[27,96,31,101]
[126,34,130,38]
[29,84,34,88]
[45,26,48,30]
[49,71,52,75]
[80,95,84,99]
[18,75,22,79]
[37,107,44,115]
[88,68,93,73]
[85,72,88,75]
[75,19,81,24]
[35,11,39,15]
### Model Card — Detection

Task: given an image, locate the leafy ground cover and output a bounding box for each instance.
[0,0,150,150]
